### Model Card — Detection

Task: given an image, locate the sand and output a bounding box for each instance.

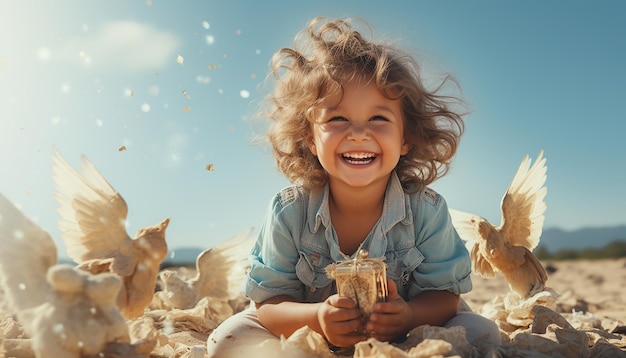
[1,258,625,357]
[464,258,626,324]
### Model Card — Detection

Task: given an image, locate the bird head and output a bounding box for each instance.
[133,218,170,262]
[475,219,490,237]
[158,269,184,289]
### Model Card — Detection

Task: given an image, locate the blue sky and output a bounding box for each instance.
[1,1,625,256]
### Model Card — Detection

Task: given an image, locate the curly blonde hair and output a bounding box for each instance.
[263,17,465,192]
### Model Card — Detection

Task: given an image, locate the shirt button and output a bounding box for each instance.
[309,287,317,292]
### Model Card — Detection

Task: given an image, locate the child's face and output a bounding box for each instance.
[308,80,409,189]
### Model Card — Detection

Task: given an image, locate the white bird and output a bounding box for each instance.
[52,148,169,319]
[157,228,255,316]
[450,150,548,298]
[0,192,130,358]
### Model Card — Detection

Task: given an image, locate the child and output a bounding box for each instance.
[207,17,500,357]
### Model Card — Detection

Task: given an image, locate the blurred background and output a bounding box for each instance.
[1,0,624,260]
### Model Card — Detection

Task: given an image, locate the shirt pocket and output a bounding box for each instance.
[385,246,425,287]
[295,250,334,290]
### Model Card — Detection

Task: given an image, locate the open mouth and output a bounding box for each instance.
[341,152,377,165]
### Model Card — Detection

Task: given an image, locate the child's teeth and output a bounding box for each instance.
[343,153,375,164]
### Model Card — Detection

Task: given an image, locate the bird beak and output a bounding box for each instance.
[160,218,170,230]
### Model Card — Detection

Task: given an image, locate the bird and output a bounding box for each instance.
[0,192,130,358]
[52,147,170,319]
[449,150,548,298]
[156,228,255,318]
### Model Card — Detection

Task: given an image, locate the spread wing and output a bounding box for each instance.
[449,209,498,277]
[194,228,255,301]
[499,150,547,250]
[52,147,133,263]
[0,192,56,313]
[448,208,483,253]
[470,242,497,278]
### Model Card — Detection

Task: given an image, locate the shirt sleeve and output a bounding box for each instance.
[243,190,306,303]
[409,188,472,297]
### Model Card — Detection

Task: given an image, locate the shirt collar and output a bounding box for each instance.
[307,171,412,234]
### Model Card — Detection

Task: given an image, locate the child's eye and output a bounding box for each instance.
[328,116,347,122]
[370,115,388,122]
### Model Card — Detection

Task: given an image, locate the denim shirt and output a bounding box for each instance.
[243,171,472,304]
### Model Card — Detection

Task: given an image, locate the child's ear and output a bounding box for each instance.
[306,136,318,156]
[401,142,409,156]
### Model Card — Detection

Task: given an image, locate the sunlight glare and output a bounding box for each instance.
[148,85,160,96]
[61,83,71,94]
[37,47,51,61]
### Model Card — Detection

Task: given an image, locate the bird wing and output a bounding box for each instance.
[448,208,484,254]
[470,242,497,278]
[499,150,547,250]
[501,246,548,297]
[52,147,133,264]
[522,246,548,295]
[194,227,255,301]
[448,209,497,277]
[0,192,56,313]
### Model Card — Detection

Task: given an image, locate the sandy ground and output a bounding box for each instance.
[1,258,625,357]
[464,258,626,324]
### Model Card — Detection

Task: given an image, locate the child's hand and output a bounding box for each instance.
[366,279,411,342]
[317,294,366,347]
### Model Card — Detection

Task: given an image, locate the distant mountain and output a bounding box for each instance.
[539,225,626,253]
[56,248,206,267]
[158,226,626,266]
[58,226,626,266]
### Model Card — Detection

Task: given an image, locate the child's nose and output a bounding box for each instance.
[347,122,370,141]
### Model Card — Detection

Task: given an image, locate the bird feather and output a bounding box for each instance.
[500,150,547,250]
[194,227,255,301]
[52,147,132,263]
[449,209,484,253]
[0,193,56,314]
[0,192,131,357]
[449,150,549,297]
[52,147,169,318]
[470,243,496,278]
